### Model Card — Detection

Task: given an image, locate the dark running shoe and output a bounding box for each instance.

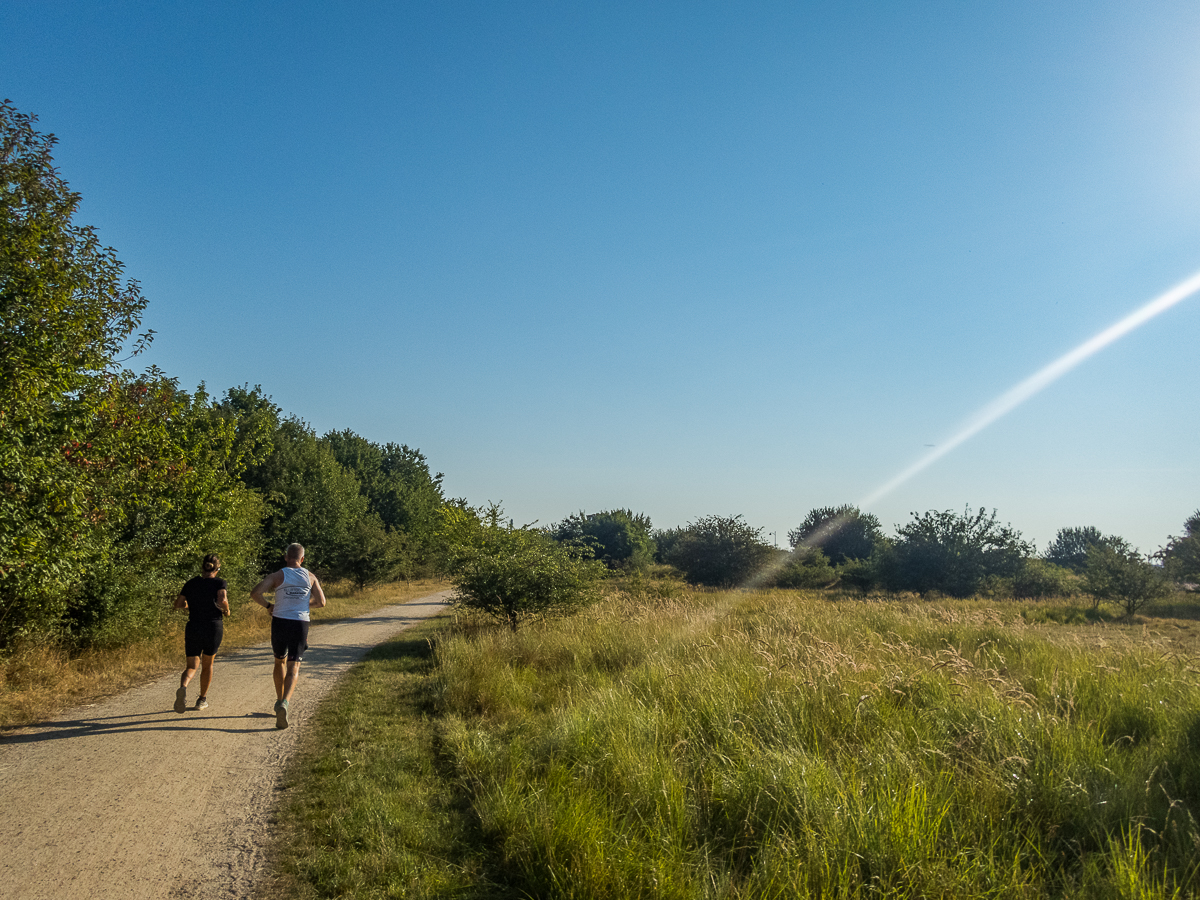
[174,686,187,714]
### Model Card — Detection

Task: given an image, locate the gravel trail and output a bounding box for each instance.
[0,591,452,900]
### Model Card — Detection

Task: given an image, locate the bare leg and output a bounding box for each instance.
[198,654,215,697]
[273,657,286,700]
[282,660,302,701]
[181,656,200,688]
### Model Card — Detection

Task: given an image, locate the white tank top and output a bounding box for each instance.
[273,566,312,621]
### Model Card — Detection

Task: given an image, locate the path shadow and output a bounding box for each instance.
[1,712,278,745]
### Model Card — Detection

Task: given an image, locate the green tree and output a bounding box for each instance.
[240,417,369,579]
[323,429,445,575]
[1044,526,1108,573]
[1009,558,1079,599]
[1159,511,1200,586]
[890,506,1031,597]
[788,504,883,566]
[1084,541,1170,617]
[442,504,606,631]
[664,515,774,587]
[552,509,656,572]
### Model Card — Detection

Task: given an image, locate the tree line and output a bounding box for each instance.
[0,101,444,649]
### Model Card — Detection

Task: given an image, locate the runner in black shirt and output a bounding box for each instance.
[173,554,230,712]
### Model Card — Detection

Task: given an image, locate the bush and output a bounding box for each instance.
[552,509,656,572]
[664,515,773,587]
[1010,558,1080,599]
[1084,543,1170,617]
[1160,511,1200,586]
[1044,526,1109,573]
[889,506,1031,597]
[787,504,883,565]
[443,505,607,631]
[771,549,838,589]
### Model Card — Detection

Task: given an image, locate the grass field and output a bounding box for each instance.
[274,583,1200,899]
[0,578,449,729]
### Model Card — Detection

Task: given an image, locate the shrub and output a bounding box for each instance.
[889,506,1031,597]
[664,515,774,587]
[443,504,607,631]
[771,549,838,589]
[1160,510,1200,586]
[787,504,883,565]
[552,509,656,572]
[1045,526,1109,573]
[1010,558,1080,599]
[1084,543,1170,617]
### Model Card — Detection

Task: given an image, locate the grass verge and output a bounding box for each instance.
[0,578,449,729]
[275,587,1200,898]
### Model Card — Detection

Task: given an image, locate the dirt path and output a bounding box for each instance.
[0,591,452,900]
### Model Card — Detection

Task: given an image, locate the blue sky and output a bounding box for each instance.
[4,1,1198,553]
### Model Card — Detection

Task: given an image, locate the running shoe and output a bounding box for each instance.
[174,685,187,713]
[195,697,209,710]
[274,698,290,729]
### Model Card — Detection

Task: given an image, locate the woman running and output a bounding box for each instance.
[173,553,231,712]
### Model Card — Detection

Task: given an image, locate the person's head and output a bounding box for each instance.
[285,543,305,564]
[201,553,221,574]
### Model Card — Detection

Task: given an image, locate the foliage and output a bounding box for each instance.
[1045,525,1110,573]
[442,504,607,631]
[650,526,687,563]
[1159,510,1200,586]
[663,514,774,587]
[1009,557,1080,599]
[240,417,370,579]
[788,503,884,565]
[551,508,656,572]
[771,547,839,588]
[889,506,1032,597]
[1085,542,1171,617]
[323,429,445,576]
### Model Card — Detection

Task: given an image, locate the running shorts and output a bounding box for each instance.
[271,617,310,661]
[184,620,224,657]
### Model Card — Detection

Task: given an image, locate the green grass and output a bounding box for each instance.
[275,588,1200,898]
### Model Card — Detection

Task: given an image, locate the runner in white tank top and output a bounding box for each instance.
[250,543,327,728]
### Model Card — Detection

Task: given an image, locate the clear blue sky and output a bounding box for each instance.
[4,1,1198,553]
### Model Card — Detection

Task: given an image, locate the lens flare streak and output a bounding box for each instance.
[858,269,1200,509]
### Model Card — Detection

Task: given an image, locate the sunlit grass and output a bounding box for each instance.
[279,586,1200,898]
[0,578,448,729]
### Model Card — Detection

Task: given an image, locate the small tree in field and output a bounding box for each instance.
[552,509,656,572]
[1084,542,1169,617]
[442,504,606,631]
[788,504,883,566]
[890,506,1031,597]
[1160,510,1200,586]
[1045,526,1108,573]
[665,515,773,587]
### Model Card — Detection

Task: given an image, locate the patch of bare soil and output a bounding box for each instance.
[0,591,452,900]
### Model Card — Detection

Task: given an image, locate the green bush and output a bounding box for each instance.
[443,505,607,631]
[1010,558,1080,599]
[663,514,773,587]
[552,509,656,572]
[787,504,884,565]
[771,549,839,589]
[889,506,1031,597]
[1084,543,1170,617]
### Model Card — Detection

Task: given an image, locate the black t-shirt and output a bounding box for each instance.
[180,576,228,622]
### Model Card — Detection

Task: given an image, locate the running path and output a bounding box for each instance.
[0,591,452,900]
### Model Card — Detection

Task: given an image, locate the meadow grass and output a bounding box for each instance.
[0,578,448,729]
[277,587,1200,898]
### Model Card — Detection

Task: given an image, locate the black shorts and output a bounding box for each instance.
[185,620,224,657]
[271,617,310,662]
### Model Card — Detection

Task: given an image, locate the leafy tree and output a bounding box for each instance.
[323,429,445,575]
[442,504,606,631]
[664,515,774,587]
[1084,542,1170,617]
[788,504,883,566]
[651,526,688,564]
[1044,526,1108,573]
[889,506,1031,597]
[240,417,370,579]
[1160,511,1200,586]
[552,509,656,571]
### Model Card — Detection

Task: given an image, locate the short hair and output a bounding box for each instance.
[285,543,305,562]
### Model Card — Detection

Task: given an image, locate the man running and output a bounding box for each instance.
[250,543,327,729]
[174,554,231,712]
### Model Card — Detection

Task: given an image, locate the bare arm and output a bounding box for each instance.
[309,574,327,610]
[216,588,230,617]
[250,571,285,609]
[173,593,187,610]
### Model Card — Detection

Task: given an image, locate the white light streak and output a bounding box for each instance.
[858,268,1200,509]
